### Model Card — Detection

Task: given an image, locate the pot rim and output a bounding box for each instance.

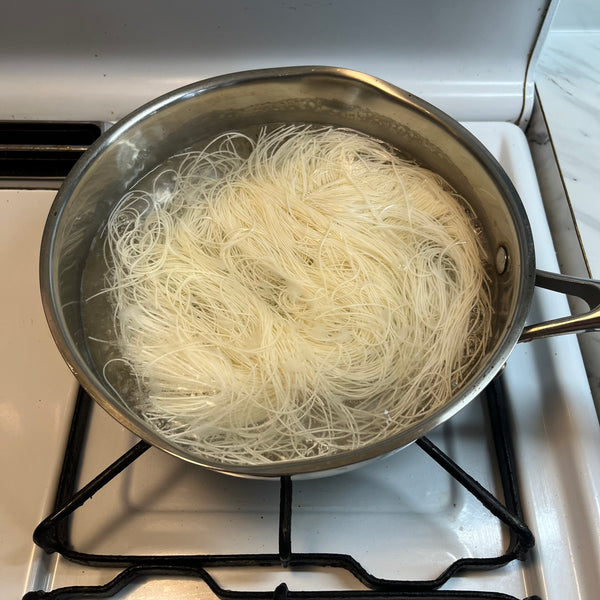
[40,65,536,477]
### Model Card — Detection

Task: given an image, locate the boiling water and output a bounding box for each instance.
[80,125,491,465]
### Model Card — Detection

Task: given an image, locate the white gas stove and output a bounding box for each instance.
[1,2,599,599]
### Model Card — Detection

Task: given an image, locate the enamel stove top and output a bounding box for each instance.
[2,122,599,600]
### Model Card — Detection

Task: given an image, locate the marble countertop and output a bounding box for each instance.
[534,27,600,414]
[535,29,600,279]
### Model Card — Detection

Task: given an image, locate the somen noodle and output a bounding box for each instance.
[95,124,492,465]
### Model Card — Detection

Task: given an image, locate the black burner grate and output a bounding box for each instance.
[24,376,540,600]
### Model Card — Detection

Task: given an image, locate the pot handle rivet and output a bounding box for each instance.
[495,245,508,275]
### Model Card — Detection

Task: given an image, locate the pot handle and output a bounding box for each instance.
[519,270,600,342]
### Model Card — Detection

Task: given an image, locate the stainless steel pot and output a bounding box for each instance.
[39,66,600,478]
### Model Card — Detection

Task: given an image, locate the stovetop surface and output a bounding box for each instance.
[2,121,600,600]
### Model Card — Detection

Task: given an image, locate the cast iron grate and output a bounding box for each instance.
[23,376,540,600]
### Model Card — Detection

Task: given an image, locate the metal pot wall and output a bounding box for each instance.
[39,66,600,478]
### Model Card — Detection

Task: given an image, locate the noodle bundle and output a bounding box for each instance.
[97,125,492,465]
